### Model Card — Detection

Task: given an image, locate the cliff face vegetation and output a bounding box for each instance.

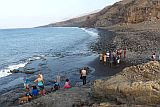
[40,0,160,28]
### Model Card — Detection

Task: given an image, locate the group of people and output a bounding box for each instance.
[99,48,127,67]
[22,68,88,102]
[23,72,45,97]
[23,73,72,96]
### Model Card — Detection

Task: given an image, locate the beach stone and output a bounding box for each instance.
[92,61,160,105]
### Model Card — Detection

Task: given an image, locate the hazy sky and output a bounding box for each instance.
[0,0,120,28]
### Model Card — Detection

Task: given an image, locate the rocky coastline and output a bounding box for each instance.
[1,21,160,107]
[23,0,160,106]
[13,23,160,107]
[92,20,160,64]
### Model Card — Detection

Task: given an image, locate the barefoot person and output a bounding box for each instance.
[34,74,45,96]
[80,68,87,85]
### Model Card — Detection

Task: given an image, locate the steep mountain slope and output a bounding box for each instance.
[39,13,97,27]
[39,0,160,28]
[91,0,160,27]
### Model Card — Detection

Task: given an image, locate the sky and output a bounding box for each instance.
[0,0,120,29]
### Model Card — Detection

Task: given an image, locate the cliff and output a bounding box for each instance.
[39,0,160,28]
[89,0,160,27]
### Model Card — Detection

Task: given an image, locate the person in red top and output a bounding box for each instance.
[64,79,71,89]
[119,48,122,58]
[124,48,126,59]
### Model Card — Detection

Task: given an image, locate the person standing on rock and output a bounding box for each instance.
[34,74,45,96]
[80,68,87,85]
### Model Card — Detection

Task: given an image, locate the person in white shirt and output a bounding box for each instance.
[106,51,110,65]
[152,53,156,61]
[80,68,87,85]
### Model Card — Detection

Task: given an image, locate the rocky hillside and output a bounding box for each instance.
[40,0,160,28]
[90,0,160,27]
[92,61,160,105]
[39,13,97,27]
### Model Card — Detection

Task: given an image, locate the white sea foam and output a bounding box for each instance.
[81,28,99,37]
[28,56,41,61]
[0,62,27,78]
[7,63,27,70]
[0,55,45,78]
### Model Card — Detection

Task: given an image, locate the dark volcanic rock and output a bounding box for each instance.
[10,69,22,73]
[10,69,35,74]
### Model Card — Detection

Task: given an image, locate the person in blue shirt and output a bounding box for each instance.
[31,85,38,96]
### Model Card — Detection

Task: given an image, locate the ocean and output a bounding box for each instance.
[0,27,98,78]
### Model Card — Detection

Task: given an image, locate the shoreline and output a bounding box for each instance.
[0,28,133,107]
[17,28,139,107]
[1,25,159,106]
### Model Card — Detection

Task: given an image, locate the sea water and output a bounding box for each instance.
[0,27,98,78]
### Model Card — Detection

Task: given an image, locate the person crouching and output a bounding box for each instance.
[64,79,71,89]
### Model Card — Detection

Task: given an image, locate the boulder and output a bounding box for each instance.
[10,69,22,73]
[10,69,35,74]
[92,61,160,105]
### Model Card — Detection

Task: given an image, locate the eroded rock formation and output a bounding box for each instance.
[92,61,160,105]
